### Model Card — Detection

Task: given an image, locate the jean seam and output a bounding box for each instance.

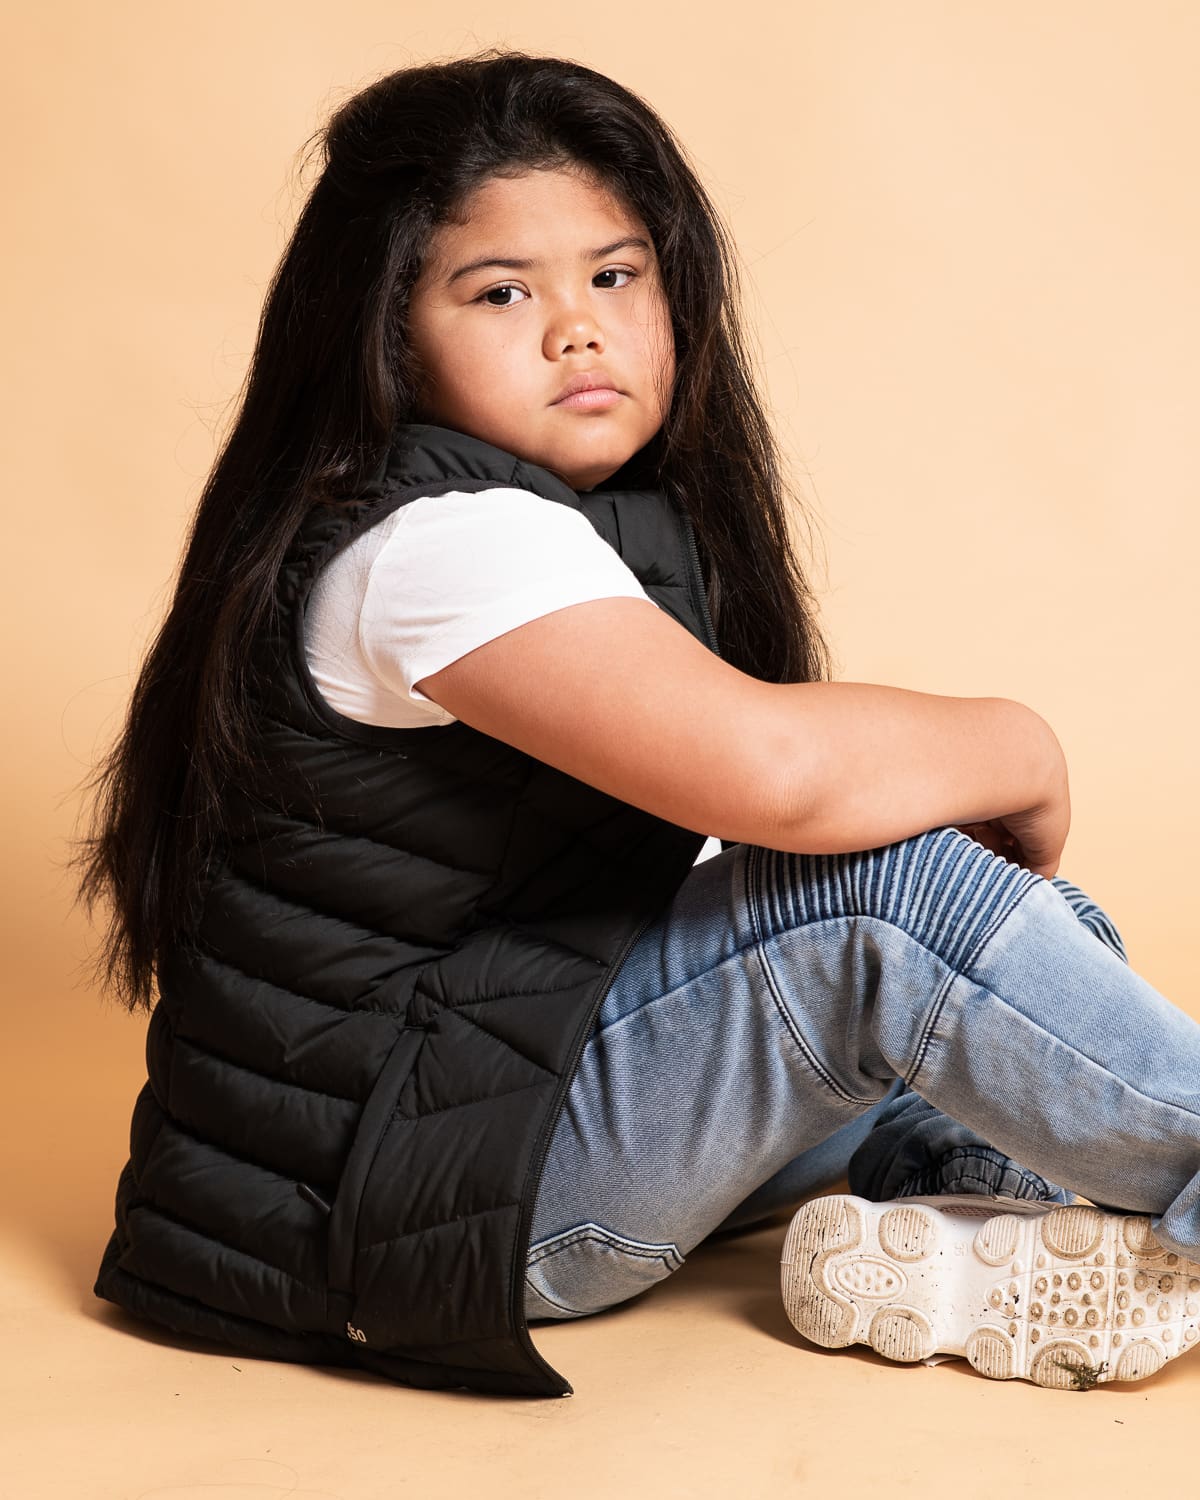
[746,845,877,1106]
[525,1227,685,1319]
[909,878,1042,1081]
[747,845,1076,1099]
[528,1222,684,1266]
[910,966,1200,1125]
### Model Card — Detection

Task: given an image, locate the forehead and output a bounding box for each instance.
[428,169,647,258]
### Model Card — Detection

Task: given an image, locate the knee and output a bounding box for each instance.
[767,826,1043,976]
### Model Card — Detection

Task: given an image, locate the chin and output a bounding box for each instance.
[470,415,644,490]
[557,435,644,480]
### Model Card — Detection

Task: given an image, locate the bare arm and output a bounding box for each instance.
[783,681,1069,874]
[415,597,1069,874]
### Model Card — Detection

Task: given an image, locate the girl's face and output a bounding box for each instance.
[405,166,676,492]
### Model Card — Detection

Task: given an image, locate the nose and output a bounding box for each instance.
[543,297,606,359]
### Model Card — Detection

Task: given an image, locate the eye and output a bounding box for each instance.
[473,267,638,308]
[476,284,529,308]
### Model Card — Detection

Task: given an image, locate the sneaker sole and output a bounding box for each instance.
[780,1193,1200,1389]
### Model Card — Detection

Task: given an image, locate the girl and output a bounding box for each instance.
[74,49,1200,1398]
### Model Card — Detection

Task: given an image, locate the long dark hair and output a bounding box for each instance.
[70,47,835,1015]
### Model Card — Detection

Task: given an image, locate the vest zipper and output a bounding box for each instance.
[678,510,720,657]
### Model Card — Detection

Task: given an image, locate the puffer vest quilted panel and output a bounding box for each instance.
[94,422,727,1396]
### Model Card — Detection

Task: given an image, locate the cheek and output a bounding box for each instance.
[421,339,483,410]
[640,301,676,397]
[445,322,520,379]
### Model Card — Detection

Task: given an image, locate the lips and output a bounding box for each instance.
[552,372,620,403]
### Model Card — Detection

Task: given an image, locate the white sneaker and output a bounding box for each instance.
[780,1193,1200,1389]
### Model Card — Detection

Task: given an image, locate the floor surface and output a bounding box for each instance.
[5,1074,1198,1500]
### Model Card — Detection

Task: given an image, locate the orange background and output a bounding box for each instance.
[5,3,1199,1495]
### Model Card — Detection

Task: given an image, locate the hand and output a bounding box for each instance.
[950,705,1071,878]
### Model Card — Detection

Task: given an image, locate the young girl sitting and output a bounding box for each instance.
[76,48,1200,1398]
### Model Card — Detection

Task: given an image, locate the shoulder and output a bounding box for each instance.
[371,486,618,569]
[392,485,594,533]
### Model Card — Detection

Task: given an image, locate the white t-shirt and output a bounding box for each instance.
[303,487,723,863]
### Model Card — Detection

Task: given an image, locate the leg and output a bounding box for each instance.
[525,828,1200,1325]
[710,1080,907,1236]
[751,832,1200,1246]
[840,873,1126,1206]
[527,839,876,1321]
[712,1074,1068,1239]
[845,1086,1070,1203]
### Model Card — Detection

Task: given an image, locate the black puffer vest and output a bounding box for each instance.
[94,422,730,1396]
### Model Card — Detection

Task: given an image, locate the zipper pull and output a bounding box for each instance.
[296,1182,333,1216]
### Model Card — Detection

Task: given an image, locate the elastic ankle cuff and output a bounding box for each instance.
[892,1146,1072,1204]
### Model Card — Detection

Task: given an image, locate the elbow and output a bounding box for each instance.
[742,732,821,854]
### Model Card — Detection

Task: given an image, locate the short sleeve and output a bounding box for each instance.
[358,488,660,717]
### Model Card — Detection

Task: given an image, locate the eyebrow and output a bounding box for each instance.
[443,235,655,287]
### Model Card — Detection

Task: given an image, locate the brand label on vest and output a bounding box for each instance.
[346,1321,368,1343]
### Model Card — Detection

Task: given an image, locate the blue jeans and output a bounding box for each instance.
[524,826,1200,1321]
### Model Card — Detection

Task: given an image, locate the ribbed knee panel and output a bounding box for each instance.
[751,826,1042,977]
